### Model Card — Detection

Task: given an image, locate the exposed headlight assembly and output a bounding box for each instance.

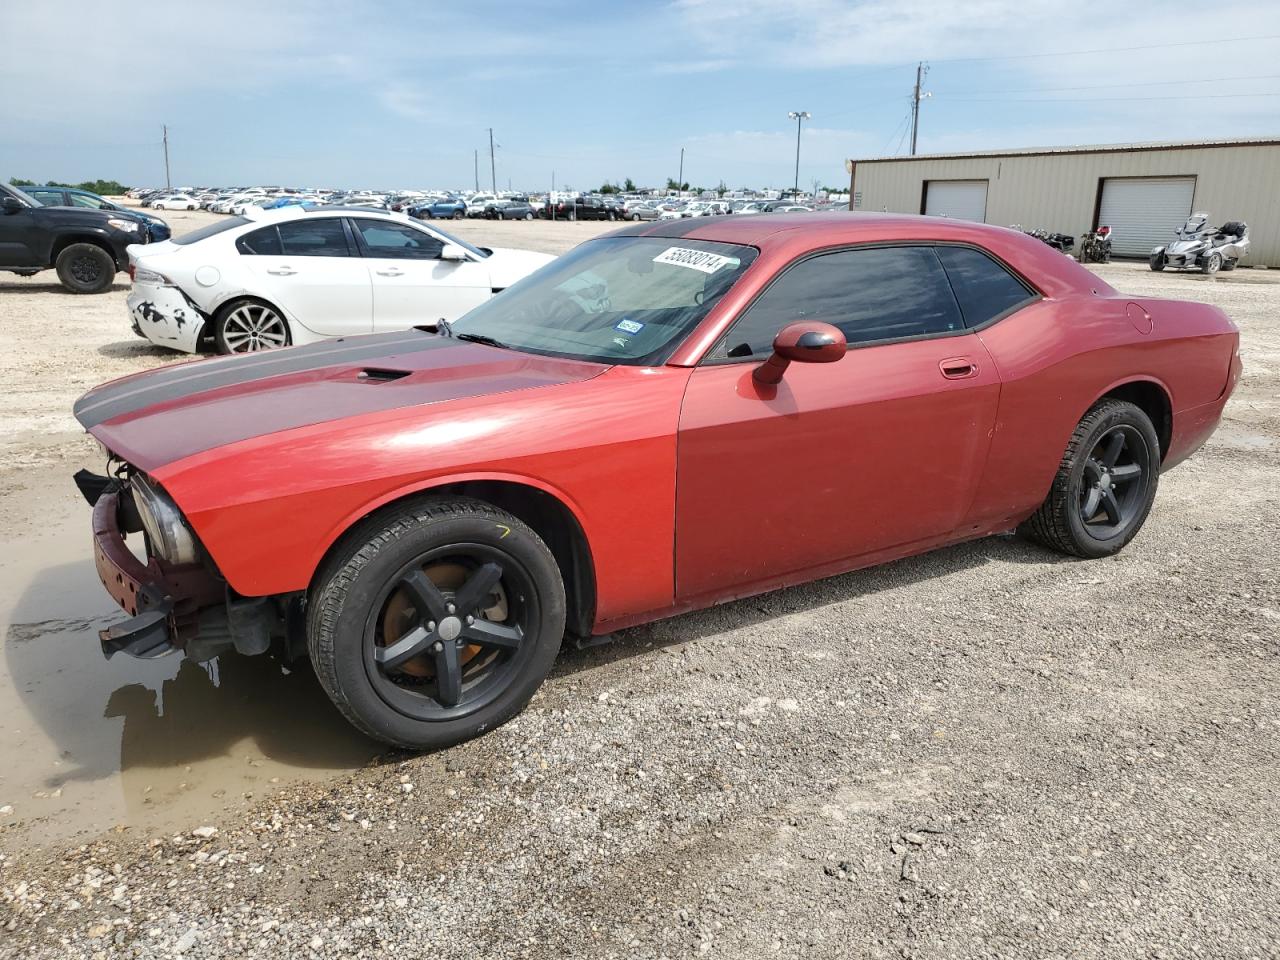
[130,475,198,564]
[107,218,140,232]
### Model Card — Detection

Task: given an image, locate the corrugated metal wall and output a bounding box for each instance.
[849,142,1280,266]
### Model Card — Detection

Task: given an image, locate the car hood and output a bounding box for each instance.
[73,331,606,472]
[483,247,556,285]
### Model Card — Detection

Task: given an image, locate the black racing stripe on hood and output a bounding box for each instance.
[74,331,452,429]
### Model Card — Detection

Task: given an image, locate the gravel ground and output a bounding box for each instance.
[0,210,1277,959]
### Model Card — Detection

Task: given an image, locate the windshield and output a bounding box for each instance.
[450,236,758,365]
[1180,216,1208,235]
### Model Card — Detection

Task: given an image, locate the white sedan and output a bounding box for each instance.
[151,194,199,210]
[124,207,555,354]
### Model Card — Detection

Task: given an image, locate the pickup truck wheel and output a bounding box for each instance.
[55,243,115,294]
[1019,399,1159,559]
[214,299,291,354]
[307,497,566,749]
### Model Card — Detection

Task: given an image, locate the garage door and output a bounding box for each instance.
[923,180,988,222]
[1097,177,1195,257]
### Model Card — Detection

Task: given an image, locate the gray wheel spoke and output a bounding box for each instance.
[434,641,463,707]
[454,562,503,618]
[1110,463,1141,483]
[462,619,523,651]
[1099,489,1122,525]
[376,625,434,671]
[399,569,448,623]
[1082,486,1102,520]
[1101,431,1125,467]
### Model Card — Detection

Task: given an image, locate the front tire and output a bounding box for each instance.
[307,497,566,749]
[1019,399,1160,559]
[55,243,115,294]
[1202,252,1222,274]
[1149,252,1166,272]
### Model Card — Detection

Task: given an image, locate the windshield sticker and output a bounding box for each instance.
[615,318,644,334]
[653,246,734,274]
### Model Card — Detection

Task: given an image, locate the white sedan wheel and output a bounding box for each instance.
[220,303,289,353]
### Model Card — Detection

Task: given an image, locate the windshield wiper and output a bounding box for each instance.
[456,332,509,350]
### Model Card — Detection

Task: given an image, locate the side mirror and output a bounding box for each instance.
[1,196,22,214]
[753,321,846,385]
[440,243,469,262]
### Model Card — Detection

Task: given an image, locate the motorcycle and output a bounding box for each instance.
[1150,213,1249,274]
[1079,225,1113,264]
[1013,225,1075,255]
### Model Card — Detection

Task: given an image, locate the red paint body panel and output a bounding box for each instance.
[79,213,1240,636]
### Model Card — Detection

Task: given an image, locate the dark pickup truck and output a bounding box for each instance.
[541,196,619,221]
[1,182,147,293]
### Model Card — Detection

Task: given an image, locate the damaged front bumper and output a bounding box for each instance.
[127,283,206,353]
[82,471,284,662]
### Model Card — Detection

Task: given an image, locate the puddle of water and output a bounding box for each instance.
[0,490,382,850]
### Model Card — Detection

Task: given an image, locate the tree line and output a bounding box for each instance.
[9,177,129,196]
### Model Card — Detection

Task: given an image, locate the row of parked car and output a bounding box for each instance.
[126,185,829,225]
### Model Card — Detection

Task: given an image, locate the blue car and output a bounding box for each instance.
[409,198,466,220]
[24,185,171,242]
[261,196,309,210]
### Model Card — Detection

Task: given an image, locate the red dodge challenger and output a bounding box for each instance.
[74,213,1242,748]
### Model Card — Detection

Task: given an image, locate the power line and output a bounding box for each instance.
[929,33,1280,64]
[943,73,1280,96]
[943,91,1280,103]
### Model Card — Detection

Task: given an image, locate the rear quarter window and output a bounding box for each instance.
[935,245,1037,327]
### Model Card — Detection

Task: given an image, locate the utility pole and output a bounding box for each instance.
[474,150,479,192]
[910,62,930,156]
[677,147,684,192]
[488,128,496,194]
[551,170,556,221]
[162,124,171,190]
[788,111,809,199]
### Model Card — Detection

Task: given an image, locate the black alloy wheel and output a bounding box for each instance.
[1077,424,1151,541]
[1020,398,1160,558]
[55,242,115,294]
[308,497,565,749]
[365,547,534,721]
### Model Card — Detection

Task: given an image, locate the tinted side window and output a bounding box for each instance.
[70,193,108,209]
[935,246,1035,326]
[236,225,283,256]
[276,218,351,257]
[353,219,442,259]
[714,246,963,359]
[28,189,64,206]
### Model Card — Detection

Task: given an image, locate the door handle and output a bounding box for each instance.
[375,268,405,277]
[939,357,978,379]
[267,266,296,276]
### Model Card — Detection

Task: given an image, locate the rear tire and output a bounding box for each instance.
[307,497,566,750]
[1019,399,1160,559]
[55,243,115,294]
[524,212,534,221]
[213,298,291,354]
[452,210,464,220]
[1221,259,1237,272]
[1149,252,1166,272]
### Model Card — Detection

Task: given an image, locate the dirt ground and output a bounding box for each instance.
[0,206,1276,959]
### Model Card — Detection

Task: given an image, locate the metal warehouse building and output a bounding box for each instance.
[846,137,1280,266]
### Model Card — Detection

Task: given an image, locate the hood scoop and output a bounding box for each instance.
[355,367,411,383]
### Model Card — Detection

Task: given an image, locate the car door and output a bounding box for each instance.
[235,217,372,336]
[350,217,493,331]
[674,244,1003,603]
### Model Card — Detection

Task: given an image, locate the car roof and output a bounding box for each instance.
[613,211,1112,300]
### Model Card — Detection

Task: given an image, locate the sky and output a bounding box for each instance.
[4,0,1280,193]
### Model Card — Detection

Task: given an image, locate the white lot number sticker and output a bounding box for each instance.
[652,246,734,274]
